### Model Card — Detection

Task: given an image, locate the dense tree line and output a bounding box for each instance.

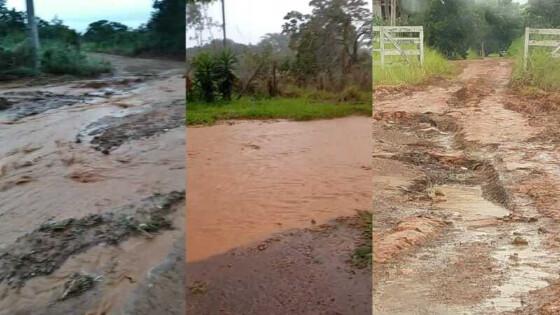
[1,0,184,78]
[389,0,560,59]
[187,0,372,102]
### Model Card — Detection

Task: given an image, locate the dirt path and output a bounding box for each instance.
[373,59,560,314]
[0,55,185,314]
[186,117,372,313]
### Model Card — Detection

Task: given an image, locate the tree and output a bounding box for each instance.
[526,0,560,28]
[424,0,474,59]
[83,20,129,43]
[282,0,372,88]
[147,0,186,54]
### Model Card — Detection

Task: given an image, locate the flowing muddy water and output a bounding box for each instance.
[0,55,185,314]
[373,59,560,314]
[186,117,371,262]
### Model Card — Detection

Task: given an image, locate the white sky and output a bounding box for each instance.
[188,0,373,47]
[6,0,154,33]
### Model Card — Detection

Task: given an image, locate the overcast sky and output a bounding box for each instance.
[6,0,154,33]
[188,0,374,47]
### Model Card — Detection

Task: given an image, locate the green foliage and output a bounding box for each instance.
[41,44,111,76]
[403,0,523,59]
[282,0,372,88]
[187,96,371,125]
[424,0,474,59]
[83,0,185,57]
[526,0,560,28]
[374,48,454,86]
[39,17,80,48]
[214,50,238,101]
[511,37,560,91]
[192,53,217,102]
[147,0,185,54]
[190,50,238,102]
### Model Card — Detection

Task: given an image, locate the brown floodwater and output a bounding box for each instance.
[0,55,185,314]
[186,117,371,262]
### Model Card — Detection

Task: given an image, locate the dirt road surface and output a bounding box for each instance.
[373,59,560,314]
[186,117,372,314]
[0,54,185,314]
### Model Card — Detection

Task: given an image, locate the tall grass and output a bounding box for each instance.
[510,37,560,92]
[373,48,454,86]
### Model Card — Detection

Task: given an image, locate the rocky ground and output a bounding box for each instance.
[373,59,560,314]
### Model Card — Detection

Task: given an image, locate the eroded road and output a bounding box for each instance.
[186,117,372,314]
[373,59,560,314]
[0,54,185,314]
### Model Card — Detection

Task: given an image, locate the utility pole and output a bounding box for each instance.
[221,0,227,48]
[25,0,40,73]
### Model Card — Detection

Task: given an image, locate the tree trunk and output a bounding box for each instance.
[373,0,382,19]
[25,0,40,74]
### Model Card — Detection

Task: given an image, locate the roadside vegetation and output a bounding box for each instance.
[82,0,184,58]
[0,0,183,80]
[352,210,372,269]
[507,0,560,92]
[186,0,372,125]
[374,47,454,85]
[374,0,524,86]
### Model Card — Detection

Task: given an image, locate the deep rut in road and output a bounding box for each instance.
[373,59,560,314]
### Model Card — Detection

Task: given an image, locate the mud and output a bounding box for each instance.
[79,100,185,153]
[0,54,185,314]
[0,91,86,121]
[0,191,183,287]
[186,215,371,314]
[373,59,560,314]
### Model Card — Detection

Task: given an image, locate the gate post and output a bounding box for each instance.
[524,27,530,71]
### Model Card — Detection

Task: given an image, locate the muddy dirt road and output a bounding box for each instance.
[373,59,560,314]
[186,117,372,313]
[0,54,185,314]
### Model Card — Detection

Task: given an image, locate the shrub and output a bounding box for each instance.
[191,50,238,103]
[41,45,111,76]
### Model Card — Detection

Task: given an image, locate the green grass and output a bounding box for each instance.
[510,37,560,92]
[373,48,455,86]
[187,97,371,125]
[351,210,372,269]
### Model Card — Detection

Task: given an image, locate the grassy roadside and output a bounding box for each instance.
[373,47,455,86]
[510,37,560,92]
[186,97,371,125]
[351,210,372,269]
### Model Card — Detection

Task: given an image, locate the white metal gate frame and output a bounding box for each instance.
[523,27,560,71]
[372,26,424,68]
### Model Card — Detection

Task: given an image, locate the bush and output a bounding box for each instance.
[338,86,366,103]
[41,45,111,76]
[191,50,238,103]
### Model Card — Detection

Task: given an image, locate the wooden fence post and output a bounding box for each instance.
[524,27,530,71]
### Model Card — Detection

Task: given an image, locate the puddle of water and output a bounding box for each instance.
[481,223,560,313]
[186,117,371,262]
[435,185,510,219]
